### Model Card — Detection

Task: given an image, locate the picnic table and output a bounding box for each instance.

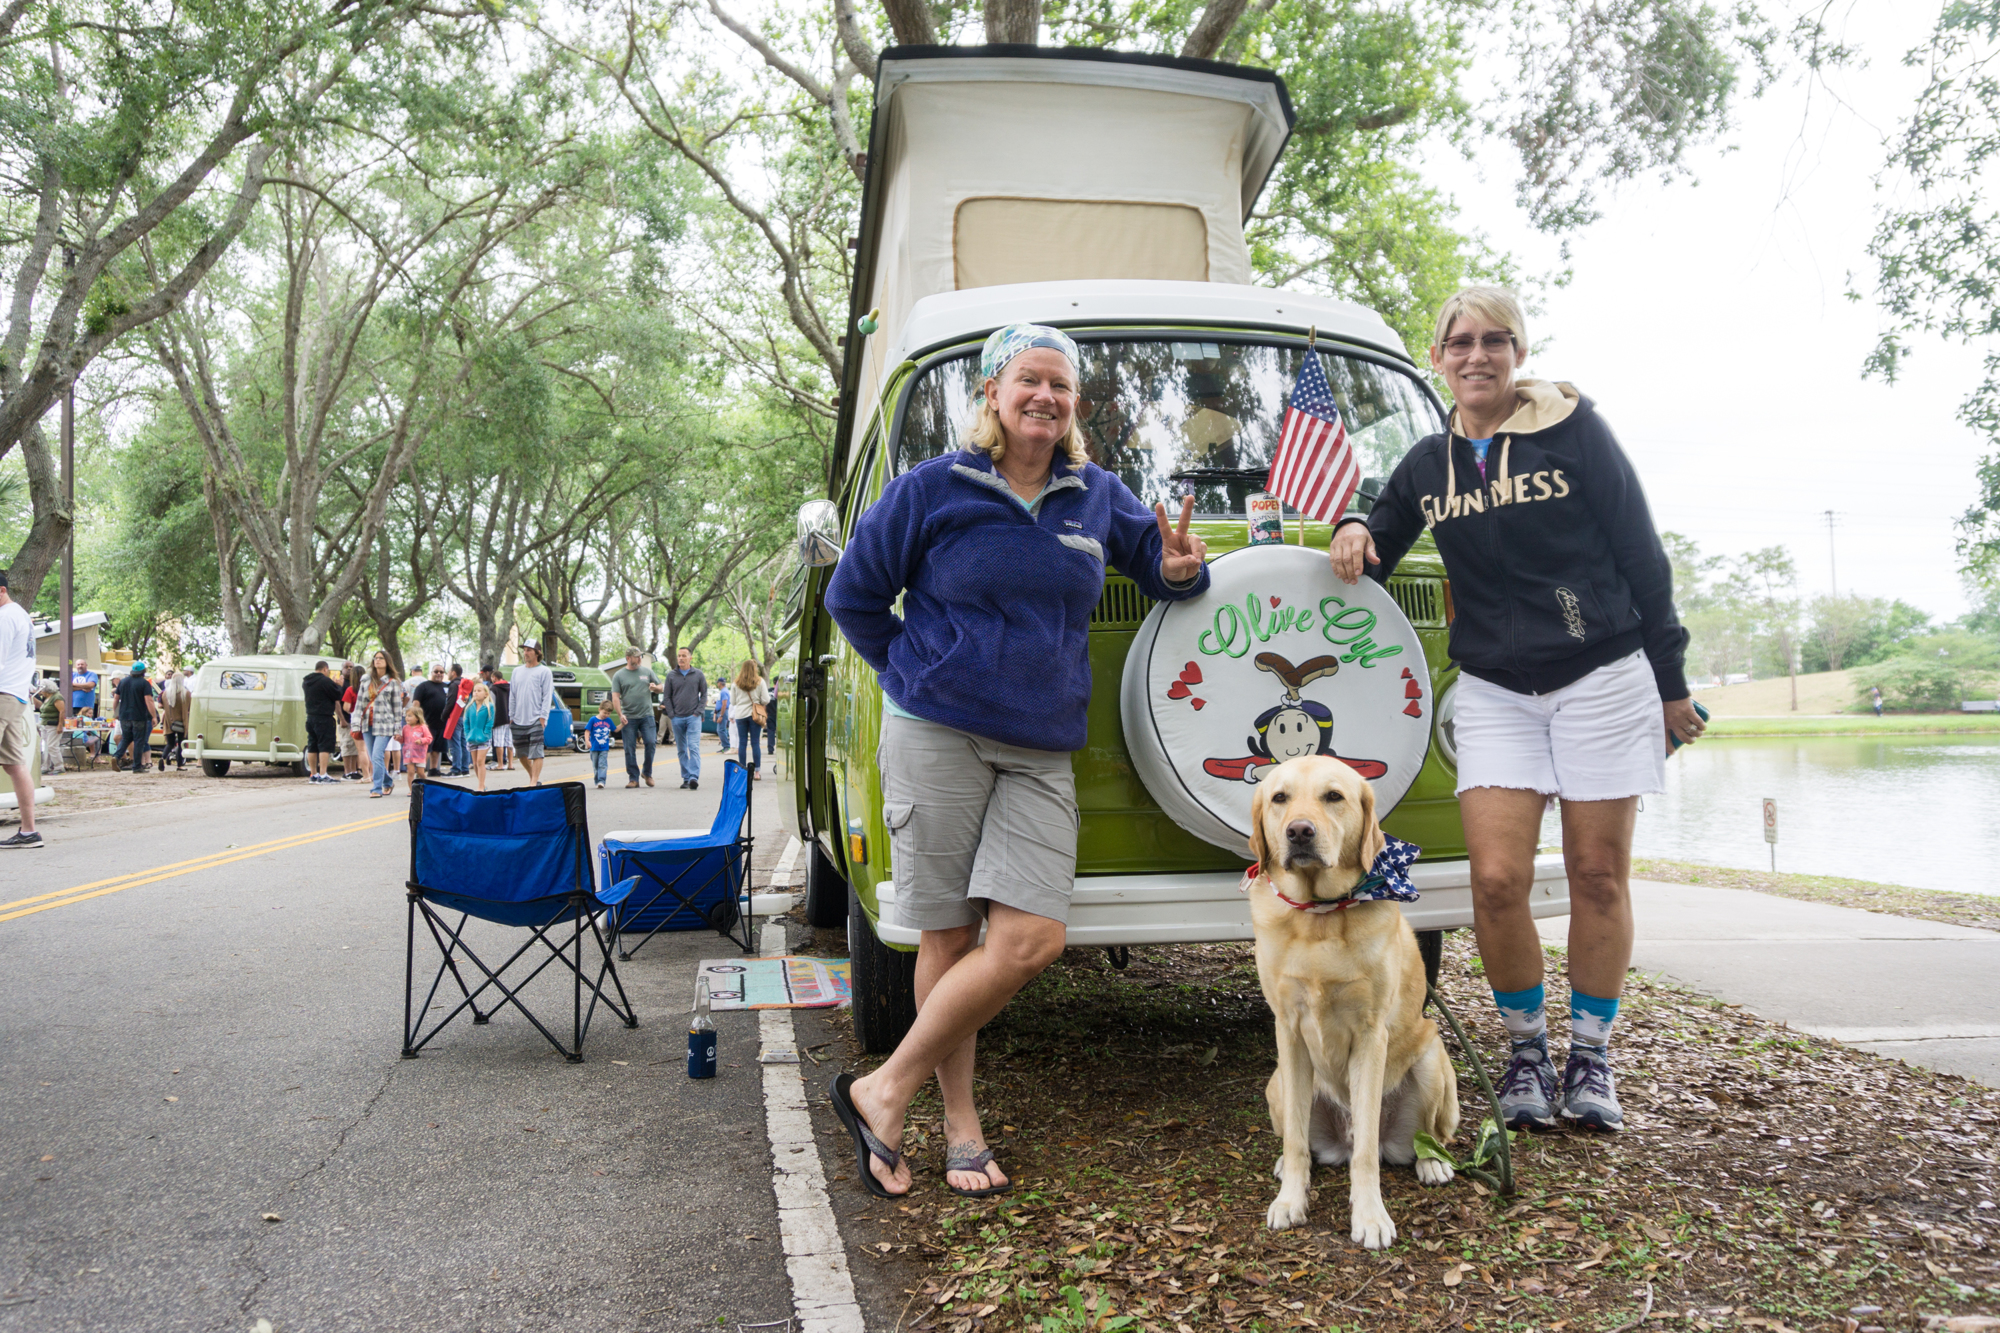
[63,723,108,770]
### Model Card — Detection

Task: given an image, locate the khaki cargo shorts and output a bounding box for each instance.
[0,694,30,768]
[877,712,1078,930]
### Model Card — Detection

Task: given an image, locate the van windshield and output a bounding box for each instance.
[894,338,1441,515]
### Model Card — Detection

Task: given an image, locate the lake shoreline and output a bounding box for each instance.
[1703,713,2000,737]
[1632,857,2000,932]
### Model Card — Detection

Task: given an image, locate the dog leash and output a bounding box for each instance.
[1425,983,1515,1195]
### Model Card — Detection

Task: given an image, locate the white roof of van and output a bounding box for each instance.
[873,53,1292,221]
[887,280,1412,366]
[199,654,326,670]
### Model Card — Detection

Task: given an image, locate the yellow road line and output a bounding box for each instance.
[0,814,397,914]
[2,812,406,925]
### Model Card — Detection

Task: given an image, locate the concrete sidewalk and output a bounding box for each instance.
[1536,880,2000,1088]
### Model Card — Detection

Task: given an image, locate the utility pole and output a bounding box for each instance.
[58,386,74,723]
[59,244,77,725]
[1823,509,1840,596]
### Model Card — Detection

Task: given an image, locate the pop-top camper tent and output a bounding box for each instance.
[836,47,1294,486]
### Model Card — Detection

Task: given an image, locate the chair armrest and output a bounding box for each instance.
[597,876,639,908]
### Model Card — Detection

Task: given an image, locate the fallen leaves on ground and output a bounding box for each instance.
[815,932,1999,1333]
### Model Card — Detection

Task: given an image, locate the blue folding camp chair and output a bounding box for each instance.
[404,780,638,1063]
[599,759,755,960]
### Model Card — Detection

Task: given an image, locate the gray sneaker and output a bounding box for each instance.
[1560,1043,1624,1131]
[1497,1033,1559,1130]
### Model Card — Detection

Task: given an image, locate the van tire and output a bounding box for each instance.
[849,885,917,1054]
[201,759,230,778]
[289,761,308,777]
[803,840,847,929]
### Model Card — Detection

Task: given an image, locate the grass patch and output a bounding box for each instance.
[1633,860,2000,933]
[1703,714,2000,738]
[821,935,2000,1333]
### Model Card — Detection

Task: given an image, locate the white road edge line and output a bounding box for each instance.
[760,839,866,1333]
[772,835,806,888]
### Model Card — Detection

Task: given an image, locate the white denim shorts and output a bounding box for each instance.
[1453,651,1666,802]
[877,713,1078,930]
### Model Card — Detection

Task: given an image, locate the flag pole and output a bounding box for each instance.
[1298,326,1317,546]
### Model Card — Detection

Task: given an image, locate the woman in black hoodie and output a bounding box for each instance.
[1330,286,1704,1136]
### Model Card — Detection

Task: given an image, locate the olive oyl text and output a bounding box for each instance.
[1420,469,1570,528]
[1197,594,1403,667]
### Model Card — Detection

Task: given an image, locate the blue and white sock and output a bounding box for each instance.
[1569,989,1620,1049]
[1492,983,1548,1048]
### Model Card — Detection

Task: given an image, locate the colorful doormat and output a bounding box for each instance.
[698,956,851,1010]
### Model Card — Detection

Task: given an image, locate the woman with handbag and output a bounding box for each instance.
[729,660,769,780]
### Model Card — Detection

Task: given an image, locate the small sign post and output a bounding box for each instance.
[1762,798,1778,872]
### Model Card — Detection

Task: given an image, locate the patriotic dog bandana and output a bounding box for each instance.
[980,323,1080,383]
[1239,834,1422,913]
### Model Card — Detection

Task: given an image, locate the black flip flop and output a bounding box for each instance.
[944,1145,1013,1199]
[828,1072,907,1199]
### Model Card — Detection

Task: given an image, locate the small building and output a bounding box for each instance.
[31,612,109,680]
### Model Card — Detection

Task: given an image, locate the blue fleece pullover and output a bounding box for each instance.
[826,449,1211,752]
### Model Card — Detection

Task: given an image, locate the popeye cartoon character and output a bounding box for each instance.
[1201,651,1389,784]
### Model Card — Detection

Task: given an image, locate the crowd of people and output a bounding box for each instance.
[0,616,785,848]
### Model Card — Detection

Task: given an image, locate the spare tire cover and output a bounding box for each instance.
[1120,544,1434,853]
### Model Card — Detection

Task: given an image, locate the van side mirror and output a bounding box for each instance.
[797,499,843,567]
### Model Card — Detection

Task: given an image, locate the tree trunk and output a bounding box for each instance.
[1180,0,1251,59]
[880,0,938,45]
[983,0,1038,44]
[2,420,67,612]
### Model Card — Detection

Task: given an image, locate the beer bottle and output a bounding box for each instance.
[687,976,717,1079]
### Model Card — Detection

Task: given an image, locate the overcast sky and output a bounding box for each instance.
[1418,3,1987,620]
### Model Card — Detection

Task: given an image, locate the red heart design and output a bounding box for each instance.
[1269,595,1281,608]
[1190,698,1206,710]
[1405,679,1423,699]
[1403,700,1423,718]
[1401,667,1413,679]
[1167,681,1191,700]
[1180,662,1203,685]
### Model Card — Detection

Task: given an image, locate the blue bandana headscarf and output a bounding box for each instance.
[980,323,1080,383]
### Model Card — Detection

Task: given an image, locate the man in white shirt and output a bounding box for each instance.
[0,571,41,849]
[507,642,557,787]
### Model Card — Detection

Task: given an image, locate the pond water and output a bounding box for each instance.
[1537,734,2000,895]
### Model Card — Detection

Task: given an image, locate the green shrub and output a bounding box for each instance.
[1859,655,1998,711]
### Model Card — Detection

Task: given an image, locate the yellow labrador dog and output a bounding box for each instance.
[1247,754,1459,1248]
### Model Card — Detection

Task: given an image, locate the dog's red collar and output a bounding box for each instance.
[1239,865,1360,913]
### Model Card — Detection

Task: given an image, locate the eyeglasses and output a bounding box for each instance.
[1440,332,1517,357]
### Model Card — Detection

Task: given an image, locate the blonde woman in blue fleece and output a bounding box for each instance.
[825,323,1210,1200]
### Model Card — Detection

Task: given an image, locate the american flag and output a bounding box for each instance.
[1265,351,1358,524]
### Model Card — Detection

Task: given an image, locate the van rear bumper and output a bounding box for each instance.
[872,854,1570,947]
[189,739,304,764]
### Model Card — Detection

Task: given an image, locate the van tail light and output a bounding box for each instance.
[1441,579,1455,625]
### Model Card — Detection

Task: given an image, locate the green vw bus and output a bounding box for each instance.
[188,654,320,777]
[783,48,1570,1051]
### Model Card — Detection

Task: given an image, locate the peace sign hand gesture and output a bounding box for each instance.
[1153,496,1209,585]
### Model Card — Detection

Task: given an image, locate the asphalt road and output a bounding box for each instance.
[0,742,800,1332]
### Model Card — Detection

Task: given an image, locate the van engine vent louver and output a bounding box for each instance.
[1090,578,1155,631]
[1388,577,1447,628]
